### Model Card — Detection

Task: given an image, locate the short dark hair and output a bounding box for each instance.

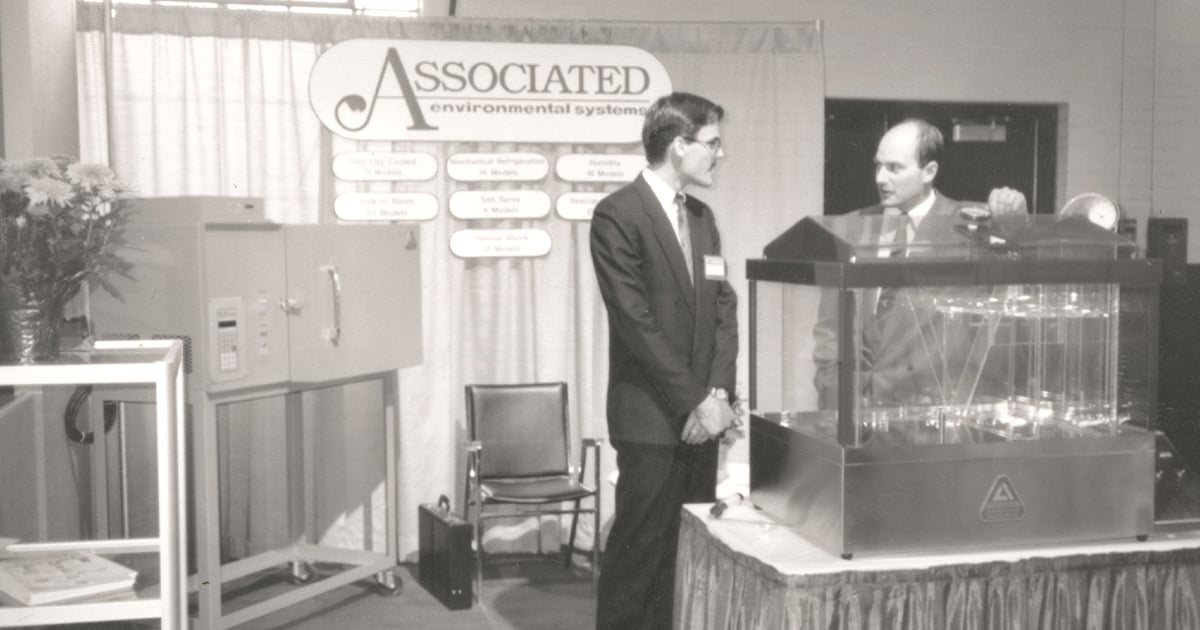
[896,118,944,168]
[642,92,725,165]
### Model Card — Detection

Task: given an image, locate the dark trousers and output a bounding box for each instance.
[596,439,718,630]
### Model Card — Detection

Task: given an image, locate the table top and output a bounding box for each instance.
[0,340,183,385]
[684,502,1200,576]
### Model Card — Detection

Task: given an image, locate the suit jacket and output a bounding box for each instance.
[590,174,738,445]
[813,191,973,409]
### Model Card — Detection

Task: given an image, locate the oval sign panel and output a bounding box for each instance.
[333,152,438,181]
[446,153,549,182]
[309,39,672,143]
[556,192,608,221]
[450,229,552,258]
[449,190,551,220]
[334,192,440,221]
[555,154,645,183]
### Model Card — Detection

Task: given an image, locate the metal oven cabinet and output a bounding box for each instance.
[747,213,1160,558]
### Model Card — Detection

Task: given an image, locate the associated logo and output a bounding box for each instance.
[308,39,672,143]
[979,474,1026,522]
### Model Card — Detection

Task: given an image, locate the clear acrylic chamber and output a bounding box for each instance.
[747,213,1161,558]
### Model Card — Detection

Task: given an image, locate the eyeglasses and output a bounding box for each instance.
[683,135,722,153]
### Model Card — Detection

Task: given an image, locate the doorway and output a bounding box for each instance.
[825,99,1060,215]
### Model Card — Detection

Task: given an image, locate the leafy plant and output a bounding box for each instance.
[0,156,132,308]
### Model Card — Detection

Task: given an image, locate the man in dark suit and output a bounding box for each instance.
[813,118,1027,409]
[590,92,738,630]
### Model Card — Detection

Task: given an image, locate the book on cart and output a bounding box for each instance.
[0,550,137,606]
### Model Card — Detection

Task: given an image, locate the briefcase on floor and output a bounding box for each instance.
[418,495,473,610]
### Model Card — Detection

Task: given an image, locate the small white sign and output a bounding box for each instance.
[332,152,438,181]
[703,255,727,280]
[450,229,552,258]
[447,153,549,182]
[449,190,551,220]
[556,192,609,221]
[334,192,440,221]
[555,154,644,182]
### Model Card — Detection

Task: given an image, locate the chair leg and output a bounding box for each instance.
[592,496,600,592]
[565,499,582,569]
[462,475,471,522]
[474,507,484,603]
[535,509,543,556]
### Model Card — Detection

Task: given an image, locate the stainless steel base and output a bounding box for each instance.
[750,412,1155,558]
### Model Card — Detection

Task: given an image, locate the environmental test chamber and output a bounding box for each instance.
[747,212,1160,558]
[88,197,422,628]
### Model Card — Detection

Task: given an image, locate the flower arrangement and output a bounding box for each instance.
[0,156,132,360]
[0,156,131,302]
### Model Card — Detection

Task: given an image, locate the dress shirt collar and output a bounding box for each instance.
[642,168,686,236]
[881,190,935,248]
[885,190,935,226]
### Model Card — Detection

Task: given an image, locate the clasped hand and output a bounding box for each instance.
[681,394,736,444]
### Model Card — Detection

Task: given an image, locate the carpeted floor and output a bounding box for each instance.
[222,558,595,630]
[45,555,595,630]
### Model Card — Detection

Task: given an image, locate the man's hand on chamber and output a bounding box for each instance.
[987,187,1028,215]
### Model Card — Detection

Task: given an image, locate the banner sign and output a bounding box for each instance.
[309,39,671,143]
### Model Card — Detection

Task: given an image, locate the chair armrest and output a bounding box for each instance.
[577,437,604,484]
[462,441,483,517]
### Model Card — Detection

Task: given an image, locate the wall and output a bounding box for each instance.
[1154,0,1200,258]
[0,0,80,158]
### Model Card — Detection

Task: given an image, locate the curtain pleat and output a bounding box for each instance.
[76,2,824,560]
[676,510,1200,630]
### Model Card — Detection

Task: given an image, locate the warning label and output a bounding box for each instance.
[979,475,1026,522]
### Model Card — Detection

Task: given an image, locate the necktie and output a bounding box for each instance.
[875,214,911,317]
[676,194,694,285]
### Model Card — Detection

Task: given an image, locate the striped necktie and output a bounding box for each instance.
[676,194,693,285]
[875,214,911,317]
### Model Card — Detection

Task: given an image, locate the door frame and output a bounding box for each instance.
[825,98,1063,215]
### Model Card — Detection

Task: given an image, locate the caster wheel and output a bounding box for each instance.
[375,570,403,596]
[285,561,318,585]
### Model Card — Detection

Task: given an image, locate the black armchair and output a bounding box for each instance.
[462,382,602,598]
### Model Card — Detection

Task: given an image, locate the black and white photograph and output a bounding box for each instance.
[1,1,1199,628]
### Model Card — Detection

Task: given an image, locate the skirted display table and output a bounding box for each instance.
[674,504,1200,629]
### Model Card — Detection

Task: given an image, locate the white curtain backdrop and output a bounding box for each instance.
[76,2,825,560]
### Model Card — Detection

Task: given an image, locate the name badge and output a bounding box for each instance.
[704,255,726,280]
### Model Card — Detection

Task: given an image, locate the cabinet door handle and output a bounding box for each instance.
[320,264,342,345]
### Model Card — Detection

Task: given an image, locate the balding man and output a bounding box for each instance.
[813,118,1027,409]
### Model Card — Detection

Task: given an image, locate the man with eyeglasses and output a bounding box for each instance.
[590,91,738,630]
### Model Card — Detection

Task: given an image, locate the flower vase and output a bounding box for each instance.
[0,291,67,364]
